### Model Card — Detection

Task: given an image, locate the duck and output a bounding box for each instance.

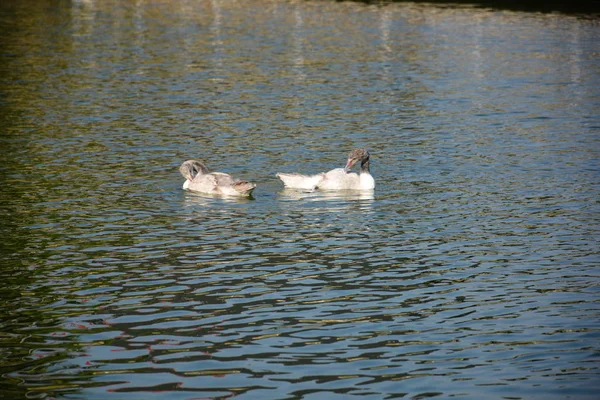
[276,148,375,191]
[179,159,256,197]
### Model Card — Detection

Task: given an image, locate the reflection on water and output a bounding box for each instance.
[278,188,375,201]
[0,0,599,399]
[183,190,256,207]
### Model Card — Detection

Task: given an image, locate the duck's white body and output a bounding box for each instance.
[180,160,255,197]
[277,168,375,191]
[276,149,375,191]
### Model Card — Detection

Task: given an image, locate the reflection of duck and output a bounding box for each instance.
[278,188,374,214]
[179,160,256,197]
[276,149,375,191]
[279,188,375,202]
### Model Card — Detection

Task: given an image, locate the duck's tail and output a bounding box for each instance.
[276,173,324,190]
[233,181,256,196]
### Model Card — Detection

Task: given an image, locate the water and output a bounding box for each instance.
[1,0,599,399]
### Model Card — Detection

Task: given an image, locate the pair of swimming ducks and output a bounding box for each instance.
[179,148,375,197]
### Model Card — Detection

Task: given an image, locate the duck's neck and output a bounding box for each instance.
[195,162,209,176]
[360,159,370,174]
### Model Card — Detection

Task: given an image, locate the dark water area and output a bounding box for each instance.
[0,0,599,399]
[355,0,600,16]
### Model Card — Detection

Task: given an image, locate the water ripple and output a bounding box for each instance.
[1,0,599,399]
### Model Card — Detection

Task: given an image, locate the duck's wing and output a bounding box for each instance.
[319,168,360,190]
[276,172,325,190]
[210,172,236,187]
[186,174,219,193]
[212,172,256,196]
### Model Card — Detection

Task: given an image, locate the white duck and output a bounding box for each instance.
[276,148,375,191]
[179,160,256,197]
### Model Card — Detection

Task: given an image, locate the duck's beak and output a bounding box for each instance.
[344,158,357,172]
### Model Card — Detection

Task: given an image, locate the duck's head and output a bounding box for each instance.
[344,148,370,172]
[180,160,209,181]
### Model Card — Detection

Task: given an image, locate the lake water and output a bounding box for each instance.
[1,0,599,399]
